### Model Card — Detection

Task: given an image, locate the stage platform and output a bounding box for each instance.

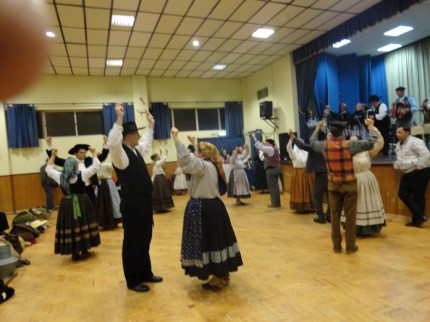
[281,154,430,217]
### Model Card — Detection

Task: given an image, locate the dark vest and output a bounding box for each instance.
[113,144,152,199]
[264,147,280,170]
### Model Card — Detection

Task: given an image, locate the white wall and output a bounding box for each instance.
[242,54,299,145]
[1,61,298,175]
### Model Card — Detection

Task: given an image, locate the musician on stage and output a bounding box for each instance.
[369,95,391,155]
[391,86,417,127]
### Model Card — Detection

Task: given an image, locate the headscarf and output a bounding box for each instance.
[60,158,80,195]
[198,142,226,184]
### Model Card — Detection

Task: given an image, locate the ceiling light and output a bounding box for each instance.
[252,28,274,39]
[384,25,413,37]
[377,44,402,52]
[106,59,123,67]
[192,40,200,47]
[332,39,351,48]
[212,64,226,70]
[46,31,55,38]
[112,15,135,27]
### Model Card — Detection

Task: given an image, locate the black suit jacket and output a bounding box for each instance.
[292,137,327,174]
[46,148,109,186]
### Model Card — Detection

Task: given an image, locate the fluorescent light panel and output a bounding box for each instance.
[384,25,413,37]
[212,64,226,70]
[377,44,402,52]
[112,15,135,27]
[252,28,274,39]
[332,39,351,48]
[106,59,123,67]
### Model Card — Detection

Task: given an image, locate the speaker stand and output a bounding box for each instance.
[262,117,279,130]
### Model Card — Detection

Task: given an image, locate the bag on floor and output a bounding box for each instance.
[10,224,40,242]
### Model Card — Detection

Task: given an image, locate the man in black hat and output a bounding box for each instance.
[392,86,417,127]
[107,103,162,293]
[369,95,390,155]
[310,119,377,254]
[251,134,281,207]
[46,136,109,206]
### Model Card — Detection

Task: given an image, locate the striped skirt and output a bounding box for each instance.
[181,198,243,280]
[55,193,100,255]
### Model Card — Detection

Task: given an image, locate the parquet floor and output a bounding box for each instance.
[1,192,430,322]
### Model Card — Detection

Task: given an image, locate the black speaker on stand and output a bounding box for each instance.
[260,101,273,119]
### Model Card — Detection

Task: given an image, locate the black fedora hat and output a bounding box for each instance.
[68,144,89,155]
[122,122,145,134]
[369,95,379,102]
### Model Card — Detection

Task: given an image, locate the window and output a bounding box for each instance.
[36,110,104,137]
[172,108,225,131]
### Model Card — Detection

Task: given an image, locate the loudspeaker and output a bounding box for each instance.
[278,132,297,161]
[259,101,273,119]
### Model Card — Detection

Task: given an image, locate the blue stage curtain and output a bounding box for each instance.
[225,101,243,137]
[358,55,372,104]
[370,55,388,105]
[314,53,340,113]
[6,104,39,148]
[295,55,319,139]
[198,136,245,155]
[293,0,421,63]
[103,103,135,135]
[338,54,359,112]
[151,102,171,139]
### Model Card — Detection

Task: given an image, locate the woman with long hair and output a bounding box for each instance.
[171,128,243,291]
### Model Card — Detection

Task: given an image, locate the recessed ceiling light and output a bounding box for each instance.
[332,39,351,48]
[192,40,200,47]
[46,31,55,38]
[112,15,135,27]
[252,28,274,39]
[106,59,123,67]
[377,44,402,52]
[212,64,226,70]
[384,25,413,37]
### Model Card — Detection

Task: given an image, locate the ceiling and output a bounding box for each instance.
[41,0,428,79]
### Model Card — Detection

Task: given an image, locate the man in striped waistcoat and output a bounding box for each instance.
[310,119,377,254]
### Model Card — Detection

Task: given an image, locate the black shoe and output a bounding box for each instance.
[129,283,150,292]
[313,217,326,224]
[72,253,80,261]
[143,275,163,283]
[202,281,225,291]
[333,247,342,254]
[325,215,331,223]
[346,245,359,254]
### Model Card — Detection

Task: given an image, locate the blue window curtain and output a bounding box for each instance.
[150,102,171,140]
[295,54,319,139]
[225,102,243,137]
[103,103,135,135]
[198,136,245,155]
[6,104,39,148]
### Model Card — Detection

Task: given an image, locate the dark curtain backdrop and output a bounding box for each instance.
[370,55,388,105]
[314,53,340,114]
[103,103,135,135]
[338,54,359,112]
[293,0,421,63]
[198,136,245,155]
[225,101,243,137]
[295,55,319,140]
[6,104,39,148]
[151,102,171,139]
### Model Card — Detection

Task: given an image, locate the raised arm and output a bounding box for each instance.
[172,127,206,176]
[81,146,101,182]
[46,136,66,167]
[369,127,384,158]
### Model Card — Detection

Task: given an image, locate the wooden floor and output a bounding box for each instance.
[1,192,430,322]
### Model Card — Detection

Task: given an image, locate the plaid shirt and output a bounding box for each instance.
[324,139,355,184]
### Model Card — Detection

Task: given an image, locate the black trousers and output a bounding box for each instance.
[398,168,430,222]
[120,196,154,288]
[313,172,330,219]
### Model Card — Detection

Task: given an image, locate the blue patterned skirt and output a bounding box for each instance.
[181,198,243,280]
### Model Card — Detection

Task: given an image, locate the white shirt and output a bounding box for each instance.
[286,139,308,168]
[46,158,100,185]
[107,123,153,170]
[395,135,430,173]
[374,102,388,121]
[152,154,167,176]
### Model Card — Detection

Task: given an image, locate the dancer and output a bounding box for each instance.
[227,146,251,206]
[171,127,243,291]
[173,163,188,195]
[151,149,174,213]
